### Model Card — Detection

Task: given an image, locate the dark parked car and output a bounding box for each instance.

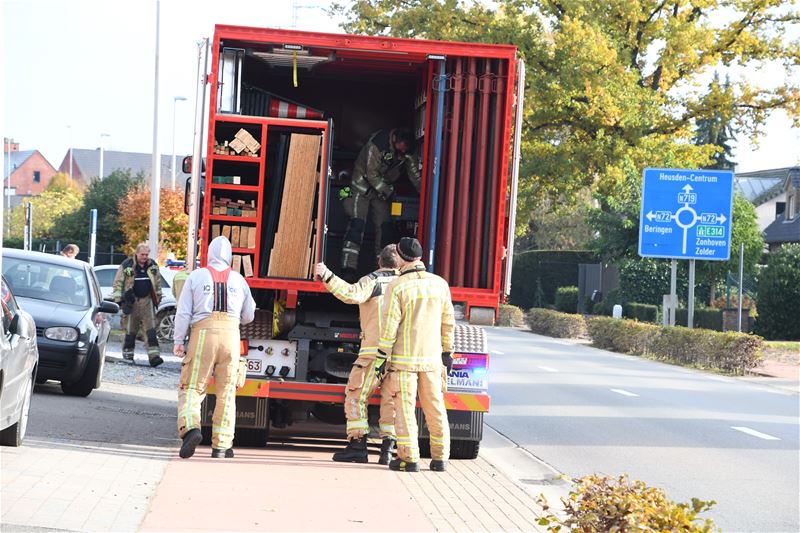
[0,275,38,446]
[2,249,119,397]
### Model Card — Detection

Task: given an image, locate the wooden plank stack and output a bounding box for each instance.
[268,133,321,278]
[214,128,261,157]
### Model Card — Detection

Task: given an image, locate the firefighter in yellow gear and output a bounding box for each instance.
[377,237,455,472]
[341,128,421,274]
[315,244,401,464]
[173,236,256,459]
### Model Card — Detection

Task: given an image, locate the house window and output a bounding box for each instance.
[788,194,796,220]
[33,171,41,183]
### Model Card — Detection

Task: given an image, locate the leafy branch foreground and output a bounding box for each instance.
[537,474,718,532]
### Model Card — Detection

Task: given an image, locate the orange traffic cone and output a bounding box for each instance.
[268,98,323,119]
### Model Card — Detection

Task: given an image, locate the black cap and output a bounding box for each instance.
[397,237,423,261]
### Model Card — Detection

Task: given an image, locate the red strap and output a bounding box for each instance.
[207,267,231,284]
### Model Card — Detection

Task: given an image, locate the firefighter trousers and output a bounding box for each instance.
[387,367,450,463]
[341,192,392,271]
[124,297,159,360]
[177,312,240,450]
[344,357,395,440]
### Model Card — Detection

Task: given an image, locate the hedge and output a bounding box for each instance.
[757,244,800,340]
[675,308,723,331]
[586,316,763,374]
[510,250,597,309]
[497,304,525,327]
[555,286,579,313]
[625,303,658,323]
[525,308,587,339]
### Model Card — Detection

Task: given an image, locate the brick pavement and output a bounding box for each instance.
[1,438,172,532]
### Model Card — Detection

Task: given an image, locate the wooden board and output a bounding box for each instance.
[268,133,321,278]
[231,226,241,248]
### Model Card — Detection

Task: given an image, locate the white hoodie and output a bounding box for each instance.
[173,236,256,343]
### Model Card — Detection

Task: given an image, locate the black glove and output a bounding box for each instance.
[442,352,453,373]
[375,350,388,379]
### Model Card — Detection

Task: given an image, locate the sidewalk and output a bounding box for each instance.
[141,443,546,532]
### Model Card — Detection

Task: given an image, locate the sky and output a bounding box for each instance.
[2,0,799,175]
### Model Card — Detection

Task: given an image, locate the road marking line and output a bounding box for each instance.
[731,426,781,441]
[538,366,558,373]
[491,350,504,355]
[610,388,639,397]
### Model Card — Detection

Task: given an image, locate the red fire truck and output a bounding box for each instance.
[184,24,524,459]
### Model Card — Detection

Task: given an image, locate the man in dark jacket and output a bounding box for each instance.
[341,128,421,275]
[111,243,163,367]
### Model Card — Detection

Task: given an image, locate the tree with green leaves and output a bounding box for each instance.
[333,0,799,235]
[694,73,737,171]
[55,169,143,248]
[7,185,83,240]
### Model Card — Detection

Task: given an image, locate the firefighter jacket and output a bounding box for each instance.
[111,258,162,307]
[350,129,421,199]
[321,266,398,358]
[377,260,455,371]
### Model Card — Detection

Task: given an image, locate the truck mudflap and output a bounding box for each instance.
[418,409,483,460]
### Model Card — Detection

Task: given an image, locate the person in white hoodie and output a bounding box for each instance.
[173,236,256,459]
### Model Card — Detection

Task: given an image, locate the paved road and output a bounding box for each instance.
[483,327,800,532]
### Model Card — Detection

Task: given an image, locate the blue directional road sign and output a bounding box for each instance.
[638,168,734,261]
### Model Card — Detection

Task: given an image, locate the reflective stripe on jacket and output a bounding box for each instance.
[378,260,455,371]
[324,267,398,358]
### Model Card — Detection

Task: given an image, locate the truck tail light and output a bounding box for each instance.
[240,339,249,356]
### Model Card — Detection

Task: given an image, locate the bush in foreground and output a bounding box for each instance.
[586,316,763,374]
[537,474,718,532]
[497,304,525,327]
[525,308,587,339]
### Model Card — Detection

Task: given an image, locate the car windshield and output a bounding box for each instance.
[2,257,90,307]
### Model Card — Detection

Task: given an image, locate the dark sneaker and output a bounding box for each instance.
[149,355,164,368]
[332,436,368,463]
[211,448,234,458]
[179,428,202,459]
[389,458,420,472]
[430,459,447,472]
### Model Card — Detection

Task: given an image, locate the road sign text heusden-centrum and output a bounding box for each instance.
[638,168,734,261]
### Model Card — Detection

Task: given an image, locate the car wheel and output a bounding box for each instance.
[61,348,100,397]
[0,372,34,447]
[156,309,176,344]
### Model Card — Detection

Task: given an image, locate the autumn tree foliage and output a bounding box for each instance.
[333,0,799,237]
[118,186,188,261]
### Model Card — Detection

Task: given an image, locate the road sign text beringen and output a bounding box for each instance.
[638,168,734,261]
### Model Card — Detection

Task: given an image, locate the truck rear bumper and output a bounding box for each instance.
[208,379,490,412]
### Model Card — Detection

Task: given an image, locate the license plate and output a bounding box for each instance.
[246,359,262,372]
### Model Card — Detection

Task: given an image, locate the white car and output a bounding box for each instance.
[94,265,179,344]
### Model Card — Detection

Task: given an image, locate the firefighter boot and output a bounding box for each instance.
[122,334,136,361]
[211,448,234,458]
[179,428,202,459]
[430,459,448,472]
[146,328,163,367]
[378,437,396,466]
[389,458,420,472]
[332,436,368,463]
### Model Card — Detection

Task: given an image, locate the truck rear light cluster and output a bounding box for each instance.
[240,338,249,356]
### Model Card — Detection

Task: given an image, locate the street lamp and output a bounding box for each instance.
[172,96,187,190]
[99,133,110,180]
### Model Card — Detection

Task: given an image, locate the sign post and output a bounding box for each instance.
[639,168,734,326]
[89,208,98,267]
